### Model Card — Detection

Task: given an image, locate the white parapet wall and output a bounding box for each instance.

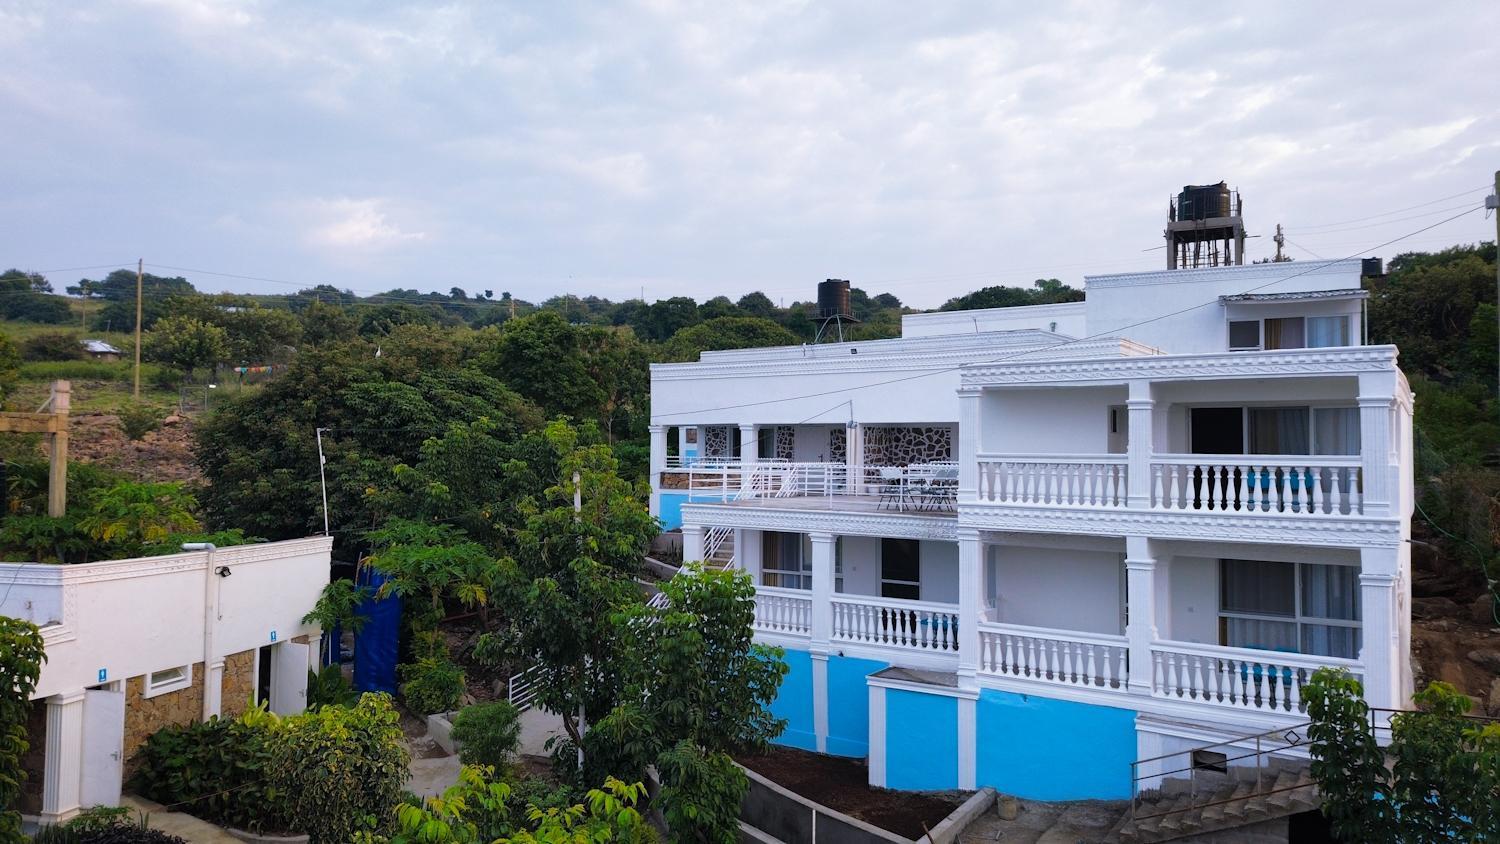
[0,536,333,700]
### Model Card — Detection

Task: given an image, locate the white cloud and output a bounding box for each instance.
[304,199,428,252]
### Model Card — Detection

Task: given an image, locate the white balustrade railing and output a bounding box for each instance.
[1150,640,1361,714]
[975,455,1127,507]
[737,462,960,512]
[830,594,960,653]
[752,586,813,636]
[1150,455,1363,516]
[976,622,1129,690]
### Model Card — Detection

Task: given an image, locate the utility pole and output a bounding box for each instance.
[1489,171,1499,407]
[1273,223,1287,262]
[133,258,144,399]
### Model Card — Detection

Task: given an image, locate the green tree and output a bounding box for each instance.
[77,481,200,556]
[662,317,800,362]
[0,617,45,844]
[481,311,604,421]
[939,278,1083,311]
[20,332,84,362]
[143,316,229,381]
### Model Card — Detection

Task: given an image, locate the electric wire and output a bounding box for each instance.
[651,205,1483,420]
[1286,183,1494,231]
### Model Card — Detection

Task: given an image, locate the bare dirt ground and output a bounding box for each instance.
[63,409,202,483]
[736,745,963,839]
[1408,527,1500,716]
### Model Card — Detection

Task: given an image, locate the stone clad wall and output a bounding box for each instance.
[123,663,205,773]
[220,648,257,719]
[19,700,46,815]
[864,426,953,466]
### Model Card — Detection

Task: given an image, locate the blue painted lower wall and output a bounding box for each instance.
[656,490,737,531]
[975,689,1136,800]
[826,655,887,757]
[885,689,959,790]
[768,648,816,751]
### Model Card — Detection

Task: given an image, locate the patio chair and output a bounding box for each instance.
[876,467,905,510]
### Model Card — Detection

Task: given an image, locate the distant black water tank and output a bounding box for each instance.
[1177,182,1232,220]
[1361,257,1385,277]
[817,279,852,320]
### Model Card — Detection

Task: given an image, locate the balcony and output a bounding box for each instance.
[679,461,960,515]
[975,455,1128,508]
[1149,455,1363,516]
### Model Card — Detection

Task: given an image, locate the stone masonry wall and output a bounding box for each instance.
[18,699,46,815]
[219,648,257,719]
[123,663,205,774]
[863,425,953,466]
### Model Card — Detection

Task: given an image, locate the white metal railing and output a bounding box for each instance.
[735,462,960,513]
[830,594,960,653]
[975,454,1127,507]
[1150,455,1363,516]
[1150,640,1362,714]
[752,586,813,636]
[508,663,543,712]
[976,621,1129,690]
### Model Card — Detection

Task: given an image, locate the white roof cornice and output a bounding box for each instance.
[961,345,1399,387]
[1085,259,1361,290]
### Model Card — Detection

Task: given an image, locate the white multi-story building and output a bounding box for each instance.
[648,259,1411,800]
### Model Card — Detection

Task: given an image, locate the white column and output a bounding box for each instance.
[648,424,668,516]
[738,529,762,582]
[956,529,983,687]
[738,424,758,493]
[1124,535,1159,696]
[956,694,977,789]
[957,389,981,502]
[1357,372,1396,517]
[809,532,836,646]
[41,691,86,822]
[1359,546,1402,711]
[1126,380,1154,508]
[867,685,887,787]
[203,660,225,719]
[681,523,705,564]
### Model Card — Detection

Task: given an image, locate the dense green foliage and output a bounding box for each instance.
[0,618,45,844]
[939,278,1083,311]
[398,657,467,715]
[1304,669,1500,843]
[20,332,85,362]
[1366,243,1498,617]
[271,694,411,844]
[129,705,288,834]
[450,702,523,772]
[30,807,188,844]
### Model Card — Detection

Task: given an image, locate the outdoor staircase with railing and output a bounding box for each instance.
[1109,725,1320,843]
[692,462,799,571]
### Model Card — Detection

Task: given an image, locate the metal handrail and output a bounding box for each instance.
[1131,721,1313,770]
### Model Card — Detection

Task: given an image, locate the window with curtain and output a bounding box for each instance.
[1248,407,1310,454]
[761,531,809,589]
[1264,317,1305,350]
[1220,559,1361,659]
[1312,407,1360,455]
[1306,315,1351,348]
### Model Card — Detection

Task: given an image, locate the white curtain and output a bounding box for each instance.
[1220,559,1295,616]
[1225,618,1298,652]
[1249,408,1310,454]
[1312,408,1360,455]
[1307,316,1350,348]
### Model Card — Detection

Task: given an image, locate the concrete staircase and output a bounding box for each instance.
[704,526,736,569]
[1109,761,1318,843]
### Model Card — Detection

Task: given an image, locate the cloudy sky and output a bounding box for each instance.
[3,1,1496,308]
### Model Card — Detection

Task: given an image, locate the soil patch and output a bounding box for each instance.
[736,745,962,839]
[60,408,201,483]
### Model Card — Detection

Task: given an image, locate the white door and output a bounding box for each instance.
[80,689,125,807]
[270,641,311,715]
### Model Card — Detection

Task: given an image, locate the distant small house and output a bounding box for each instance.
[82,340,122,362]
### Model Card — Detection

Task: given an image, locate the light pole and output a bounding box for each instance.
[205,383,217,412]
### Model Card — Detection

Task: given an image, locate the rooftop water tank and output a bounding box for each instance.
[1177,182,1232,221]
[817,279,852,320]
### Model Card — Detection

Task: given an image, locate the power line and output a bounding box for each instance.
[651,205,1483,420]
[1287,183,1493,232]
[1288,201,1483,236]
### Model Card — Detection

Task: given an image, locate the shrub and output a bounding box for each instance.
[450,702,522,771]
[399,657,466,715]
[117,403,163,441]
[272,693,409,844]
[306,665,358,709]
[18,360,131,381]
[21,332,84,362]
[30,807,188,844]
[129,706,288,834]
[0,618,44,844]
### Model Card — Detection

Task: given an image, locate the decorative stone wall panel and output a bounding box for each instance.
[775,427,795,460]
[19,700,46,815]
[704,426,730,459]
[660,471,691,489]
[124,663,206,775]
[220,648,257,719]
[829,428,847,463]
[864,426,953,466]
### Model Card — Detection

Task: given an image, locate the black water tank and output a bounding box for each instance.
[1177,182,1232,220]
[1361,257,1384,277]
[817,279,852,320]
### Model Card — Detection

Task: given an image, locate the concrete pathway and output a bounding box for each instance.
[518,706,566,757]
[120,795,242,844]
